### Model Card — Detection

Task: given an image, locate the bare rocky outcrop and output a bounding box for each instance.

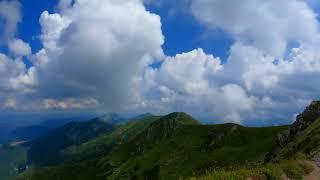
[279,101,320,147]
[266,101,320,162]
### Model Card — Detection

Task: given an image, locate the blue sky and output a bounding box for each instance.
[18,1,55,49]
[1,0,320,126]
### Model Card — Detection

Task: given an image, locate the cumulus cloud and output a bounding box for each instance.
[8,39,31,57]
[140,49,255,122]
[0,0,38,113]
[138,44,320,122]
[191,0,320,57]
[146,48,222,95]
[0,0,21,44]
[31,0,164,112]
[0,53,37,96]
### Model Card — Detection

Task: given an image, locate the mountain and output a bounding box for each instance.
[60,114,161,162]
[21,112,288,180]
[6,114,124,143]
[39,116,97,130]
[27,118,114,166]
[195,101,320,180]
[267,101,320,162]
[96,113,126,125]
[133,112,200,143]
[16,102,320,179]
[106,114,286,179]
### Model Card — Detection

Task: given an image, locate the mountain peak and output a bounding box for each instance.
[266,101,320,162]
[98,113,125,125]
[277,101,320,147]
[159,112,200,125]
[130,113,154,121]
[137,112,199,142]
[296,100,320,124]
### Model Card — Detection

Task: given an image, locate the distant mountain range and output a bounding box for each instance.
[0,101,318,179]
[0,113,126,144]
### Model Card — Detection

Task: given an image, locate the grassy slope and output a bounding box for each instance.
[61,115,161,162]
[27,119,114,166]
[21,113,288,180]
[189,160,314,180]
[275,117,320,160]
[0,145,27,180]
[107,124,287,179]
[191,119,320,180]
[19,115,161,180]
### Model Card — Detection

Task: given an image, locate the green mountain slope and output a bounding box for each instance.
[27,118,114,166]
[60,114,161,162]
[192,101,320,180]
[268,101,320,162]
[22,112,287,180]
[108,124,286,179]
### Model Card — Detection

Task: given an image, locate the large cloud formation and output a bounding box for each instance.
[0,0,21,43]
[32,0,164,111]
[1,0,320,124]
[140,0,320,122]
[0,0,36,112]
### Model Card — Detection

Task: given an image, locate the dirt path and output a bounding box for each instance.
[280,174,290,180]
[304,161,320,180]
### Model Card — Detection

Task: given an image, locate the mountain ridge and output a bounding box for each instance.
[27,118,114,166]
[15,102,320,179]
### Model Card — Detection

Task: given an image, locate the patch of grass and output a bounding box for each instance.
[190,169,250,180]
[189,164,283,180]
[280,160,313,180]
[276,118,320,160]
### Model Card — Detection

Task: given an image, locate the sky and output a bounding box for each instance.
[1,0,320,126]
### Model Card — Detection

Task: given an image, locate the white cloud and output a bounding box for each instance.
[140,41,320,122]
[0,0,38,112]
[141,49,255,122]
[191,0,320,57]
[3,98,17,109]
[0,0,21,44]
[39,11,71,52]
[43,98,99,110]
[8,39,31,57]
[31,0,164,112]
[0,53,37,94]
[146,49,222,95]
